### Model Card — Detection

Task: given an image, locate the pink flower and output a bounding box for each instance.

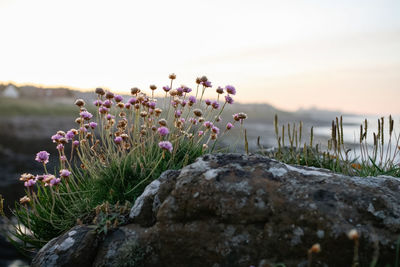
[106,114,115,120]
[60,169,71,178]
[128,97,137,104]
[171,100,179,108]
[99,107,109,114]
[204,121,213,128]
[212,126,220,134]
[175,110,182,118]
[226,123,234,130]
[176,87,184,96]
[202,81,212,88]
[50,178,61,187]
[66,130,75,140]
[149,102,157,109]
[93,100,102,106]
[189,118,198,125]
[211,101,220,109]
[183,86,192,93]
[24,179,36,188]
[158,127,169,137]
[225,85,236,95]
[225,95,234,104]
[114,136,123,144]
[159,141,173,153]
[35,151,50,164]
[189,96,197,104]
[57,144,64,151]
[51,134,63,143]
[114,95,123,102]
[103,100,112,108]
[80,111,93,120]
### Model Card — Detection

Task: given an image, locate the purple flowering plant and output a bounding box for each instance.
[11,74,247,251]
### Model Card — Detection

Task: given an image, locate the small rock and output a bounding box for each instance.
[31,225,99,267]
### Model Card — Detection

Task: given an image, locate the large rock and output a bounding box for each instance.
[33,154,400,267]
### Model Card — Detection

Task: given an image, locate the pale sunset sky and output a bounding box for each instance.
[1,0,399,115]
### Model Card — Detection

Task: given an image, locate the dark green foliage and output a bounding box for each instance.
[90,142,203,205]
[9,140,204,253]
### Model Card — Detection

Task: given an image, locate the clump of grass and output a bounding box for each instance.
[2,74,247,253]
[260,114,400,177]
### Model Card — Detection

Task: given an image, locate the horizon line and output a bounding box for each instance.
[1,80,398,117]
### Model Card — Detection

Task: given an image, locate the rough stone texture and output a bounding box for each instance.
[129,170,180,227]
[33,154,400,267]
[31,225,99,267]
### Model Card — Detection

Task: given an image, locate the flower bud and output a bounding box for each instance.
[158,119,167,126]
[193,109,203,117]
[348,229,359,240]
[216,87,224,94]
[95,87,105,95]
[155,108,162,116]
[20,196,31,205]
[19,173,35,182]
[131,87,140,95]
[200,76,208,82]
[74,99,85,107]
[105,91,114,99]
[310,243,321,253]
[169,90,177,96]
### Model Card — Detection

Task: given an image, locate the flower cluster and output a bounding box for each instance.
[17,73,247,221]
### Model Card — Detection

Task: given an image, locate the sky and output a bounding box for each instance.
[0,0,399,115]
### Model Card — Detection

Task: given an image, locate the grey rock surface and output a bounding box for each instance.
[31,225,99,267]
[33,154,400,267]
